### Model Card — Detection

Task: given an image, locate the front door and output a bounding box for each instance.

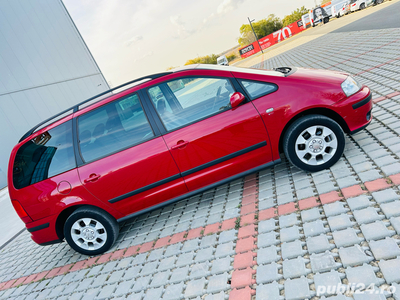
[76,92,188,216]
[146,73,273,191]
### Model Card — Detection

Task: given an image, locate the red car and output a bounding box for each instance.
[8,65,372,255]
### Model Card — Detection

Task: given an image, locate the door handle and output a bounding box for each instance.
[171,141,189,150]
[84,174,101,183]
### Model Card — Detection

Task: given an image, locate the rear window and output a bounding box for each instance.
[13,120,76,189]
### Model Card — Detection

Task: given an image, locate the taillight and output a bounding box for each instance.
[11,200,33,223]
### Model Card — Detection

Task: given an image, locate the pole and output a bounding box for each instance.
[248,17,263,54]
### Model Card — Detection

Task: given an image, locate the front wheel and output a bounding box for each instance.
[283,115,345,172]
[360,3,366,9]
[64,206,119,255]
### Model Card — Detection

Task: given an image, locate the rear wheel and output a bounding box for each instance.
[64,206,119,255]
[283,115,345,172]
[360,3,366,9]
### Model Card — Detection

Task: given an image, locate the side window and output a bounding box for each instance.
[13,120,76,189]
[148,77,235,131]
[78,93,154,163]
[239,80,277,100]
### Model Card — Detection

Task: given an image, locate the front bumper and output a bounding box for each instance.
[331,86,373,133]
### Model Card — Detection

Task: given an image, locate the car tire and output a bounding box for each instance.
[283,115,345,172]
[64,206,119,255]
[360,3,366,9]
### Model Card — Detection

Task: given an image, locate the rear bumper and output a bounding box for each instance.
[26,214,62,245]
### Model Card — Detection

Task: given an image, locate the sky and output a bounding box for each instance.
[63,0,317,87]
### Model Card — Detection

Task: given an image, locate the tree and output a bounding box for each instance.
[320,0,330,5]
[184,54,218,65]
[237,14,283,46]
[282,6,309,27]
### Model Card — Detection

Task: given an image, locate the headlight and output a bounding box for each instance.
[341,76,362,97]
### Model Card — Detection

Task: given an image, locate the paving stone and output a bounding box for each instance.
[353,207,384,224]
[301,207,322,223]
[218,229,237,244]
[140,261,159,276]
[369,238,400,260]
[256,281,282,300]
[211,257,232,275]
[257,232,279,248]
[143,287,164,300]
[169,266,189,283]
[150,270,171,288]
[339,245,374,267]
[258,219,277,234]
[358,170,383,182]
[394,282,400,300]
[283,257,310,279]
[328,214,355,231]
[195,247,214,263]
[281,241,306,260]
[379,258,400,284]
[207,272,230,293]
[381,200,400,218]
[336,176,360,189]
[372,189,399,204]
[164,243,182,257]
[189,262,210,279]
[361,221,394,241]
[345,264,385,287]
[382,163,400,176]
[113,278,135,297]
[258,199,276,210]
[296,187,315,200]
[215,241,235,258]
[314,271,344,296]
[279,213,299,228]
[181,239,200,253]
[97,282,117,299]
[257,244,281,264]
[284,277,313,300]
[277,192,295,205]
[132,253,147,266]
[391,216,400,234]
[332,228,362,247]
[323,201,349,217]
[147,248,164,262]
[303,220,328,237]
[316,181,337,194]
[280,226,301,243]
[307,235,335,254]
[353,292,387,300]
[162,282,184,300]
[131,275,152,293]
[347,195,373,211]
[184,277,206,298]
[256,262,283,284]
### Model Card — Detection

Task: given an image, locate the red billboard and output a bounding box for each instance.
[239,20,305,58]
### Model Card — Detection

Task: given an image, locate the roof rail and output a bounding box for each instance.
[19,72,172,142]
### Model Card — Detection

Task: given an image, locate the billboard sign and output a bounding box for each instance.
[239,20,306,58]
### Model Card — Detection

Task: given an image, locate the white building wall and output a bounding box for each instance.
[0,0,109,188]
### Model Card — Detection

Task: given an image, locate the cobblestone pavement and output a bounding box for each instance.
[1,27,400,300]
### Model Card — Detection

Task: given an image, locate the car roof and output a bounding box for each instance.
[171,64,284,77]
[19,64,283,143]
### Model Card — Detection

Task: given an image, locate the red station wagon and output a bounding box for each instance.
[8,65,372,255]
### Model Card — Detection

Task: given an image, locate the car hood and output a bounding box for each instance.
[288,67,349,84]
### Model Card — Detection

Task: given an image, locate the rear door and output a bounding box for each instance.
[145,70,273,191]
[76,92,188,217]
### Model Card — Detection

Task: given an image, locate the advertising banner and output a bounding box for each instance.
[238,19,305,59]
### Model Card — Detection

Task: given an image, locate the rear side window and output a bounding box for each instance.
[13,120,76,189]
[239,80,278,100]
[78,93,154,162]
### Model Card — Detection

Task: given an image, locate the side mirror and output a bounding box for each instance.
[230,92,245,108]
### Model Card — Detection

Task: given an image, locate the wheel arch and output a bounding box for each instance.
[278,107,349,153]
[55,204,100,240]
